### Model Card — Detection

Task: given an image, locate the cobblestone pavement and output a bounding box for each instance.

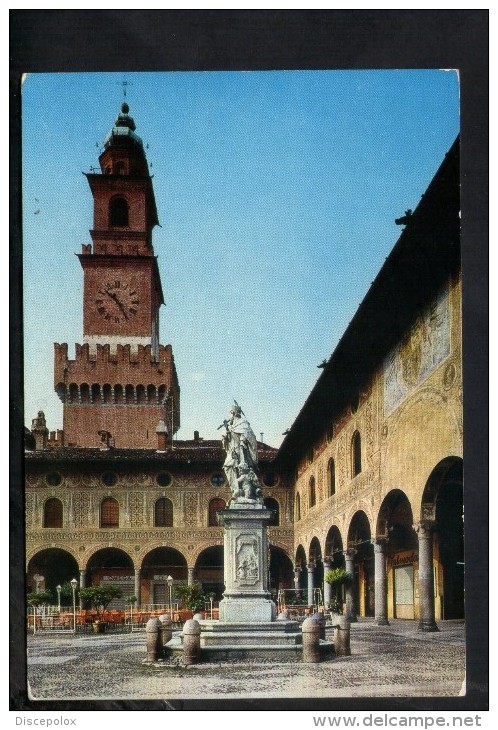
[26,619,465,702]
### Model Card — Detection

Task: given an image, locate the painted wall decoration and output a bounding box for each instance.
[384,284,450,415]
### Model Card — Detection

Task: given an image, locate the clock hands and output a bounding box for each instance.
[101,288,129,321]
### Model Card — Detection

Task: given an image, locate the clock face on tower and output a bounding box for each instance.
[95,279,140,323]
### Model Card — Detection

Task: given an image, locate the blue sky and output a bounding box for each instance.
[22,70,459,447]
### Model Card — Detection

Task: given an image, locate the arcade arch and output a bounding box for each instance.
[27,548,80,600]
[347,510,374,619]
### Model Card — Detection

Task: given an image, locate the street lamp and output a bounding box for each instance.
[167,575,174,619]
[56,584,61,613]
[70,578,78,633]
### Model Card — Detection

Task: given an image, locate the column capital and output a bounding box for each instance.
[373,537,388,552]
[344,548,356,558]
[414,520,436,537]
[307,562,316,572]
[323,558,332,568]
[294,565,302,574]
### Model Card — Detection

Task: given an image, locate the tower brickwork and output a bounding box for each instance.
[54,102,180,448]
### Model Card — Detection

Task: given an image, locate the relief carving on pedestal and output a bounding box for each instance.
[235,534,260,585]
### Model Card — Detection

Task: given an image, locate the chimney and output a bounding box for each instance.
[194,430,199,443]
[156,419,169,451]
[56,429,65,447]
[31,411,48,451]
[98,430,112,450]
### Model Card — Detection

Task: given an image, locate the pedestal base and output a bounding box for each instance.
[219,596,276,623]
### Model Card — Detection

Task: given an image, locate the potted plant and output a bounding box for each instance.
[27,590,53,631]
[78,585,123,632]
[125,595,137,627]
[324,567,353,619]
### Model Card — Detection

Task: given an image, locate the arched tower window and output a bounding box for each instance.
[100,497,119,528]
[147,384,157,404]
[68,383,79,403]
[136,385,146,404]
[43,498,63,528]
[109,196,129,227]
[309,476,316,508]
[352,430,362,477]
[114,384,123,404]
[125,385,134,404]
[91,384,101,403]
[154,497,173,527]
[294,493,301,522]
[208,498,226,527]
[328,458,336,496]
[264,497,279,526]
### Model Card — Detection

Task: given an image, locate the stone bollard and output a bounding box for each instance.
[333,615,351,656]
[302,615,321,663]
[182,619,201,665]
[158,614,173,647]
[312,611,326,640]
[145,617,162,662]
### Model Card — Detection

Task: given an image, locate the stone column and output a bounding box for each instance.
[344,550,357,623]
[187,567,195,586]
[79,569,86,589]
[134,568,141,608]
[373,539,389,625]
[323,558,332,609]
[415,520,439,632]
[307,563,315,607]
[293,566,301,591]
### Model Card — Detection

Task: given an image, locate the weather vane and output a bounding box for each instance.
[117,79,132,99]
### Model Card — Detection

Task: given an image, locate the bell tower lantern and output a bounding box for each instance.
[54,102,180,449]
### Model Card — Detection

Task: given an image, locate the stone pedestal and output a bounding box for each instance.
[217,504,276,623]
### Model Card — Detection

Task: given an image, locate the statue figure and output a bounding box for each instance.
[219,402,263,504]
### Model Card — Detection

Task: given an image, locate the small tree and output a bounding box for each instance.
[27,590,53,609]
[324,568,353,614]
[78,585,123,619]
[174,584,207,613]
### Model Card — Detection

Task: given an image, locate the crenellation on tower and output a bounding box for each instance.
[53,102,179,448]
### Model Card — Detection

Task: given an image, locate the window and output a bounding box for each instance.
[46,472,62,487]
[294,493,301,522]
[208,498,226,526]
[109,196,129,227]
[263,497,279,526]
[136,384,146,404]
[262,471,279,488]
[102,472,118,487]
[328,458,336,496]
[156,472,172,487]
[43,498,62,528]
[307,446,314,465]
[100,497,119,527]
[326,423,334,443]
[309,476,316,508]
[210,473,225,488]
[103,384,112,403]
[154,497,173,527]
[352,430,362,476]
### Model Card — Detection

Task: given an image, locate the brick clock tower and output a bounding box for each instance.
[54,103,180,448]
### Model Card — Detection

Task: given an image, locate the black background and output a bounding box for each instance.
[10,9,489,713]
